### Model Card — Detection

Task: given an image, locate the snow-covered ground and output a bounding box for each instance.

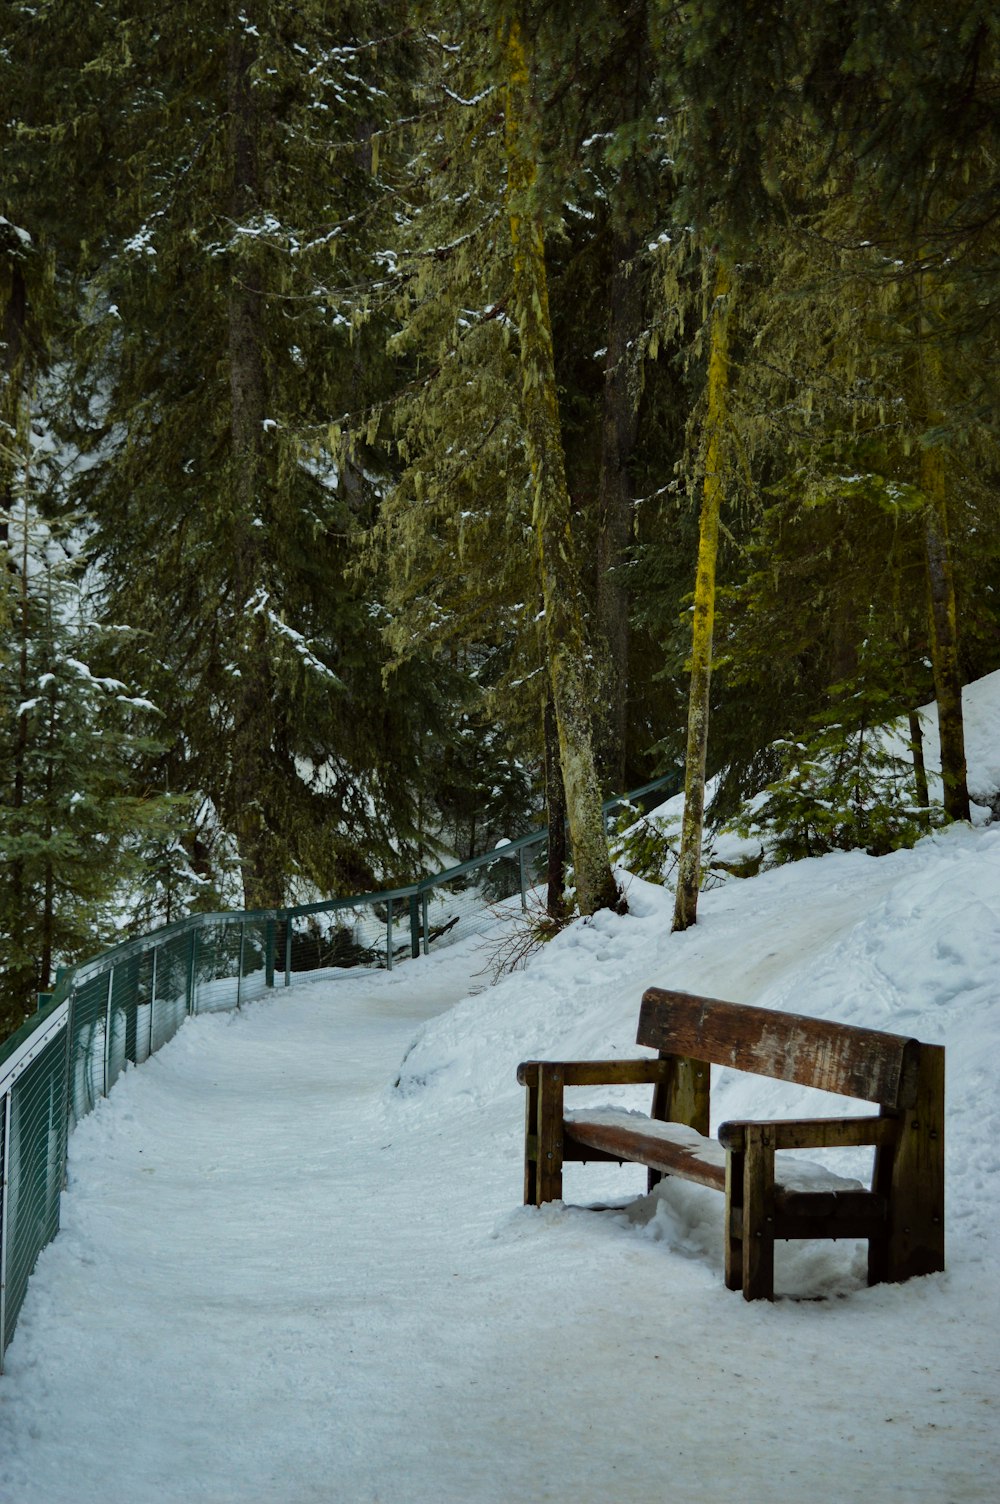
[2,685,1000,1502]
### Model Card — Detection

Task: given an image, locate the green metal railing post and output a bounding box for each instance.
[236,922,246,1009]
[148,944,158,1060]
[61,986,75,1168]
[186,929,198,1014]
[284,916,292,988]
[421,890,430,956]
[386,899,394,972]
[0,1089,11,1368]
[409,894,421,960]
[103,968,115,1098]
[518,847,527,909]
[265,919,276,989]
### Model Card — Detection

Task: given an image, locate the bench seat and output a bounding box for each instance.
[564,1107,867,1196]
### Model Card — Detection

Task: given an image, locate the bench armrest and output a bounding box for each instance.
[516,1058,666,1088]
[718,1115,896,1152]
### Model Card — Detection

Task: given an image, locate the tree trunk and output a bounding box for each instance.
[596,225,642,792]
[912,307,970,823]
[922,485,970,821]
[503,18,620,917]
[227,8,283,910]
[908,710,930,811]
[673,259,732,933]
[40,662,57,994]
[544,692,568,919]
[1,263,27,549]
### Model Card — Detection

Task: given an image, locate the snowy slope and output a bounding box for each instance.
[1,684,1000,1502]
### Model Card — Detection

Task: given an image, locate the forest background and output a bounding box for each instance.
[1,0,998,1040]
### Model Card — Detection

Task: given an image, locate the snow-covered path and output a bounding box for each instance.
[2,828,999,1502]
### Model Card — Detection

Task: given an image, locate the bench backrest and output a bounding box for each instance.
[638,987,921,1109]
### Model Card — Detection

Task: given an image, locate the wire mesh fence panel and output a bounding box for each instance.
[107,954,150,1091]
[2,1031,69,1354]
[68,972,110,1129]
[285,905,388,982]
[422,849,525,954]
[131,948,156,1067]
[150,931,193,1053]
[520,833,549,895]
[239,920,271,1006]
[192,920,242,1015]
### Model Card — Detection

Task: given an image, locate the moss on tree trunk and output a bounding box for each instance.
[673,259,732,932]
[503,18,620,917]
[911,302,970,824]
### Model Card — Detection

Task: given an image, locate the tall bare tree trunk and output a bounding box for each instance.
[544,692,569,919]
[504,18,620,917]
[1,263,27,547]
[908,710,930,810]
[673,259,732,932]
[227,8,283,909]
[596,226,642,792]
[913,293,970,823]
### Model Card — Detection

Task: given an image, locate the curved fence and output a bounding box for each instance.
[0,771,678,1370]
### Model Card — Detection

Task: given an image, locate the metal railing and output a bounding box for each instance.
[0,769,678,1369]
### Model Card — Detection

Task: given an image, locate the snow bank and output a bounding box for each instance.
[2,680,1000,1502]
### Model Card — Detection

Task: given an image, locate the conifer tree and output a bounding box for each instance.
[70,0,446,906]
[0,489,178,1037]
[501,13,620,916]
[373,10,625,914]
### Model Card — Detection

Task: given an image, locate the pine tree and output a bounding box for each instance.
[0,492,178,1038]
[68,0,448,906]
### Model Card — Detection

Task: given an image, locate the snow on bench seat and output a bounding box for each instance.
[563,1108,865,1197]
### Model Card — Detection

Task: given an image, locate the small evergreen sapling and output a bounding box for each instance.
[732,676,944,863]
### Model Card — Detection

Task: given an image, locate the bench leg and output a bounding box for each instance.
[726,1129,775,1300]
[869,1046,945,1285]
[523,1064,564,1206]
[724,1149,743,1291]
[523,1073,539,1206]
[742,1126,775,1300]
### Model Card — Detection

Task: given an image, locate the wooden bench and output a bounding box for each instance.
[517,987,944,1300]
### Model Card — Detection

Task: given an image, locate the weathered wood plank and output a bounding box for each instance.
[516,1058,667,1088]
[772,1187,882,1220]
[742,1124,776,1300]
[719,1115,897,1152]
[724,1148,743,1291]
[869,1043,945,1283]
[770,1191,887,1242]
[564,1113,726,1191]
[536,1064,564,1204]
[638,988,921,1107]
[523,1067,540,1206]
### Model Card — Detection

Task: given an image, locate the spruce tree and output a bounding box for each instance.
[0,493,178,1038]
[69,0,449,906]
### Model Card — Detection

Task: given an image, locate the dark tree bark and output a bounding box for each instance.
[227,8,283,909]
[544,692,569,919]
[674,260,732,933]
[504,17,621,917]
[596,226,642,792]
